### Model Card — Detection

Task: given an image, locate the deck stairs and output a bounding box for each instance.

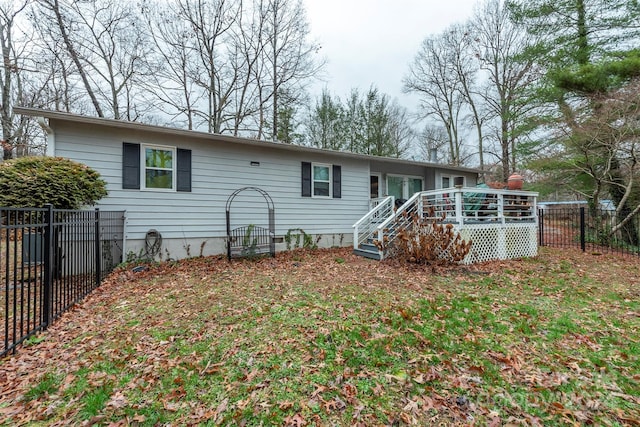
[353,240,381,260]
[352,196,395,260]
[352,193,427,260]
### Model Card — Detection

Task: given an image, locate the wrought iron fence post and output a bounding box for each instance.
[95,208,101,286]
[580,207,586,252]
[43,204,54,328]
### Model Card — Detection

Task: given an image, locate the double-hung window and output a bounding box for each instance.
[301,162,341,198]
[123,142,191,192]
[143,145,176,190]
[313,163,331,197]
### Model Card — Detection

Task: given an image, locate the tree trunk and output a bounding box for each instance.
[50,0,104,117]
[501,115,510,182]
[1,17,13,159]
[576,0,589,65]
[609,156,640,246]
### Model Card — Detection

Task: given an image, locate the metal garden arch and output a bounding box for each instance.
[225,187,275,260]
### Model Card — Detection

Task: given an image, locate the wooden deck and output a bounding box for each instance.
[353,188,539,263]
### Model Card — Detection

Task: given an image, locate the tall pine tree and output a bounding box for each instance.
[510,0,640,244]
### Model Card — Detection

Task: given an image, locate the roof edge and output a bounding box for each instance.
[15,107,482,174]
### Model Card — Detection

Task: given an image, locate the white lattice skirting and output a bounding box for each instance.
[456,222,538,264]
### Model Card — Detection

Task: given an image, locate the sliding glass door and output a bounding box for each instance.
[386,175,423,200]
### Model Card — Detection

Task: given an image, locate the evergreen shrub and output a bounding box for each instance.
[0,156,107,209]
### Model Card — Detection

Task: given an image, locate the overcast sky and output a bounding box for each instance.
[303,0,480,110]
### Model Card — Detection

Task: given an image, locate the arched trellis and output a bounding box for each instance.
[225,187,275,260]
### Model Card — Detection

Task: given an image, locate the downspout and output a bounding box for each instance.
[37,117,55,156]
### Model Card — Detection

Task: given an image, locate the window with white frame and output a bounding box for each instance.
[143,145,176,190]
[123,142,191,192]
[440,175,465,189]
[312,163,331,197]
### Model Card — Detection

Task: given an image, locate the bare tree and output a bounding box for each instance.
[227,1,266,136]
[472,0,540,182]
[260,0,322,141]
[21,0,321,140]
[419,125,450,163]
[386,103,414,159]
[143,2,204,129]
[141,0,321,138]
[27,2,79,113]
[36,0,105,117]
[405,0,541,174]
[0,0,31,160]
[446,23,486,172]
[404,33,467,166]
[177,0,241,133]
[33,0,152,120]
[70,0,150,120]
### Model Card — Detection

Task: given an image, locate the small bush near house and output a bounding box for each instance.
[0,157,107,209]
[376,208,472,265]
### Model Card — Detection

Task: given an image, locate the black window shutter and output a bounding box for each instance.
[301,162,311,197]
[176,148,192,192]
[122,142,140,189]
[332,165,341,198]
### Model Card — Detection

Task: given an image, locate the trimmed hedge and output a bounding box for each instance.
[0,157,107,209]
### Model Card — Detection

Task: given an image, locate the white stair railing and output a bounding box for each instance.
[353,196,395,251]
[374,192,423,251]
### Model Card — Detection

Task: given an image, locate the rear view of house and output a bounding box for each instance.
[16,108,480,261]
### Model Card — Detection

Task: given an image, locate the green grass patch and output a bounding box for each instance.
[79,385,112,420]
[2,248,639,426]
[24,373,61,401]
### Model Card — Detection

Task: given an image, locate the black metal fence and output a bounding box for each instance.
[539,207,640,257]
[1,205,125,357]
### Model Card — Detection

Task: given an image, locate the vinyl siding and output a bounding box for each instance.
[52,121,370,241]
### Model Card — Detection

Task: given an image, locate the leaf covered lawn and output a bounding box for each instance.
[1,247,639,426]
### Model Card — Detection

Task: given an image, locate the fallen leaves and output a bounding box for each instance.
[106,391,128,409]
[0,247,639,425]
[283,413,306,426]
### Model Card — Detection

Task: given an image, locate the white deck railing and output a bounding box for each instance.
[415,187,537,225]
[353,196,395,251]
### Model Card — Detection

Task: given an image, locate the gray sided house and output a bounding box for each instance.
[16,108,479,260]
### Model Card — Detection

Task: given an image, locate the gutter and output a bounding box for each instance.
[37,116,55,156]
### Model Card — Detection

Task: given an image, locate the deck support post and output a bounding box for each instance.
[454,189,464,224]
